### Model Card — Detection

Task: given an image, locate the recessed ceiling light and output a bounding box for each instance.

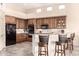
[47,7,53,11]
[59,5,65,10]
[36,8,41,13]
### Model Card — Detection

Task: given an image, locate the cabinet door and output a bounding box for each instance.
[16,19,25,29]
[28,19,33,25]
[5,16,16,24]
[32,19,36,25]
[16,34,27,43]
[56,16,66,29]
[36,19,42,29]
[16,19,19,29]
[47,18,52,29]
[51,18,56,29]
[25,20,28,29]
[20,20,25,29]
[43,18,48,24]
[16,34,21,43]
[29,19,36,25]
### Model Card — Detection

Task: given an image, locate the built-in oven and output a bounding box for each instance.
[28,24,34,34]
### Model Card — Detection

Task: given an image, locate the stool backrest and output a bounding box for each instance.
[39,35,49,44]
[71,33,75,40]
[59,35,67,43]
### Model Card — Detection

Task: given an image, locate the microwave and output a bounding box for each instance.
[41,24,48,29]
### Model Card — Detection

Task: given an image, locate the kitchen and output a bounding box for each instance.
[5,15,66,45]
[0,3,79,56]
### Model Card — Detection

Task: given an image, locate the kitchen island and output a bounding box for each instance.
[32,33,59,56]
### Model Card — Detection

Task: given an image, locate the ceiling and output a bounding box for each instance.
[5,3,60,13]
[5,3,53,9]
[4,3,68,19]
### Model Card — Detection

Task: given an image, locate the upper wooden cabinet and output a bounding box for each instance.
[28,19,33,25]
[55,16,66,29]
[25,20,28,29]
[28,19,36,25]
[16,18,26,29]
[36,19,42,29]
[5,16,16,24]
[35,16,66,29]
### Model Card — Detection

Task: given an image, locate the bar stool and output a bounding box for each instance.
[38,42,48,56]
[71,33,75,50]
[67,38,72,53]
[67,33,75,52]
[54,41,65,56]
[38,35,49,56]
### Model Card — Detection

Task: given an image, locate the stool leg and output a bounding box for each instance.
[38,47,41,56]
[47,46,48,56]
[67,42,68,49]
[72,40,73,50]
[61,45,62,56]
[57,45,59,56]
[38,47,40,56]
[64,45,65,56]
[54,45,56,56]
[45,47,47,56]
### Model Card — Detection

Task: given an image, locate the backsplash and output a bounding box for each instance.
[16,29,25,33]
[35,29,66,34]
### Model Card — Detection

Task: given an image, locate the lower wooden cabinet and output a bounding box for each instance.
[16,34,32,43]
[16,34,28,43]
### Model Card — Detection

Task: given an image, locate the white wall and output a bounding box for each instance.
[4,9,28,19]
[0,9,5,51]
[66,4,79,46]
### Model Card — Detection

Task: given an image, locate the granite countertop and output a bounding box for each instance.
[34,33,57,35]
[16,32,58,35]
[35,33,53,34]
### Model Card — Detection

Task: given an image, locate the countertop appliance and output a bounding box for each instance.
[6,24,16,46]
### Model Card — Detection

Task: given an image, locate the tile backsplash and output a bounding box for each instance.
[35,29,65,34]
[16,29,25,33]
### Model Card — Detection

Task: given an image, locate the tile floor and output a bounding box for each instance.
[0,42,33,56]
[66,45,79,56]
[0,41,79,56]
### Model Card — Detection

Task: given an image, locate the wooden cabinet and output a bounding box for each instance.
[28,19,36,25]
[16,34,28,43]
[16,34,32,43]
[25,20,28,29]
[35,16,66,29]
[28,19,33,25]
[56,16,66,29]
[50,18,56,28]
[5,16,16,24]
[16,18,26,29]
[36,19,42,29]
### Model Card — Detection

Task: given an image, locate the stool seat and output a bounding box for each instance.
[56,41,61,45]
